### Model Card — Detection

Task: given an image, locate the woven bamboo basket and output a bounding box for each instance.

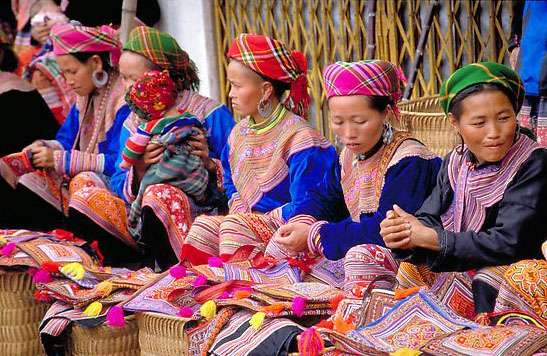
[137,312,190,356]
[0,272,49,356]
[68,315,139,356]
[397,95,459,157]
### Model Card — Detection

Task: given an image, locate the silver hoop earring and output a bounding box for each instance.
[257,98,273,118]
[92,70,108,88]
[382,121,393,144]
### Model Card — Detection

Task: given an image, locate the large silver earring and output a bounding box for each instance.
[382,121,393,144]
[257,98,273,118]
[92,70,108,88]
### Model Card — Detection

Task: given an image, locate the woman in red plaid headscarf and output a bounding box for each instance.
[179,34,339,266]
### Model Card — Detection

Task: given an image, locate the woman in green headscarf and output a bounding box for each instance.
[379,62,547,319]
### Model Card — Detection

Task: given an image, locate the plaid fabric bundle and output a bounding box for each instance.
[127,113,209,240]
[124,26,199,92]
[439,62,525,114]
[227,33,310,119]
[50,22,121,66]
[322,60,406,118]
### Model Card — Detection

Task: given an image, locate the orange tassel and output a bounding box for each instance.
[261,303,286,315]
[329,294,345,312]
[394,286,421,300]
[234,290,252,299]
[333,315,355,334]
[315,319,334,330]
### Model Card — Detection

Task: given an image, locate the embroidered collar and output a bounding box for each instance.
[248,104,287,134]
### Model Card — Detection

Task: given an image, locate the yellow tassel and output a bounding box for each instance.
[95,280,113,297]
[200,300,217,320]
[390,348,422,356]
[83,301,103,317]
[61,262,86,280]
[0,236,7,246]
[249,312,266,330]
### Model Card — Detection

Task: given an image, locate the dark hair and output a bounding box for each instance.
[71,51,113,73]
[0,44,19,72]
[365,95,394,113]
[449,83,517,120]
[258,73,290,100]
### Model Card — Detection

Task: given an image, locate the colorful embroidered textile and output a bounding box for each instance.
[441,135,540,233]
[0,151,35,188]
[227,33,310,118]
[17,238,96,267]
[193,260,302,285]
[346,290,479,353]
[308,257,345,289]
[124,26,199,91]
[439,61,525,114]
[322,60,406,118]
[488,310,546,329]
[420,326,547,356]
[209,309,303,356]
[495,259,547,326]
[429,272,475,320]
[253,282,340,302]
[185,307,238,355]
[50,23,121,66]
[343,244,399,293]
[125,70,178,122]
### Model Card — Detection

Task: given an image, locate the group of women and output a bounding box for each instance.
[1,20,546,329]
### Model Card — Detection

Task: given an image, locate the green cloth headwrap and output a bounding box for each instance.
[439,62,524,114]
[124,26,199,92]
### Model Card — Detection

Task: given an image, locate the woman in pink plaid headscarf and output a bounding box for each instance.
[271,59,441,294]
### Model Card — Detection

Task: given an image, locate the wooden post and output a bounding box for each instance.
[403,0,439,100]
[119,0,138,44]
[365,0,376,59]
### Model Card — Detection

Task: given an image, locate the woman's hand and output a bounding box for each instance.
[30,145,54,169]
[31,22,51,44]
[510,47,520,70]
[134,143,165,179]
[542,241,547,260]
[23,140,46,153]
[273,223,311,255]
[380,205,439,251]
[188,130,215,172]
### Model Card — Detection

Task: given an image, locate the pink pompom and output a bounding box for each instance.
[292,296,307,317]
[106,306,125,328]
[177,306,193,318]
[208,256,223,268]
[1,242,16,257]
[219,291,230,299]
[298,327,324,356]
[33,269,52,284]
[192,275,207,288]
[169,265,187,279]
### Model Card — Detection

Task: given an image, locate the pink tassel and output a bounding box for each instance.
[33,269,52,284]
[106,306,125,328]
[292,296,307,317]
[208,256,223,268]
[298,327,324,356]
[192,275,207,288]
[177,306,193,318]
[1,242,16,257]
[169,265,187,279]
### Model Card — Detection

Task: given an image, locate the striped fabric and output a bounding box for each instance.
[50,23,121,66]
[439,62,525,114]
[124,26,199,92]
[322,60,406,118]
[343,244,399,293]
[227,33,310,118]
[441,135,541,233]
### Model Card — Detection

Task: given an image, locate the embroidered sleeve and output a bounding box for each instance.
[307,220,327,256]
[228,193,251,214]
[53,150,105,177]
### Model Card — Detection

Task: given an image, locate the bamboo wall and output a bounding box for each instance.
[213,0,514,139]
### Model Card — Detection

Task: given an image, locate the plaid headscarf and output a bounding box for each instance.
[125,70,178,121]
[439,62,525,114]
[323,60,406,118]
[124,26,199,92]
[50,23,121,66]
[227,33,310,119]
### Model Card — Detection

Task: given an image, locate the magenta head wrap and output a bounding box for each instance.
[50,23,121,66]
[323,60,407,117]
